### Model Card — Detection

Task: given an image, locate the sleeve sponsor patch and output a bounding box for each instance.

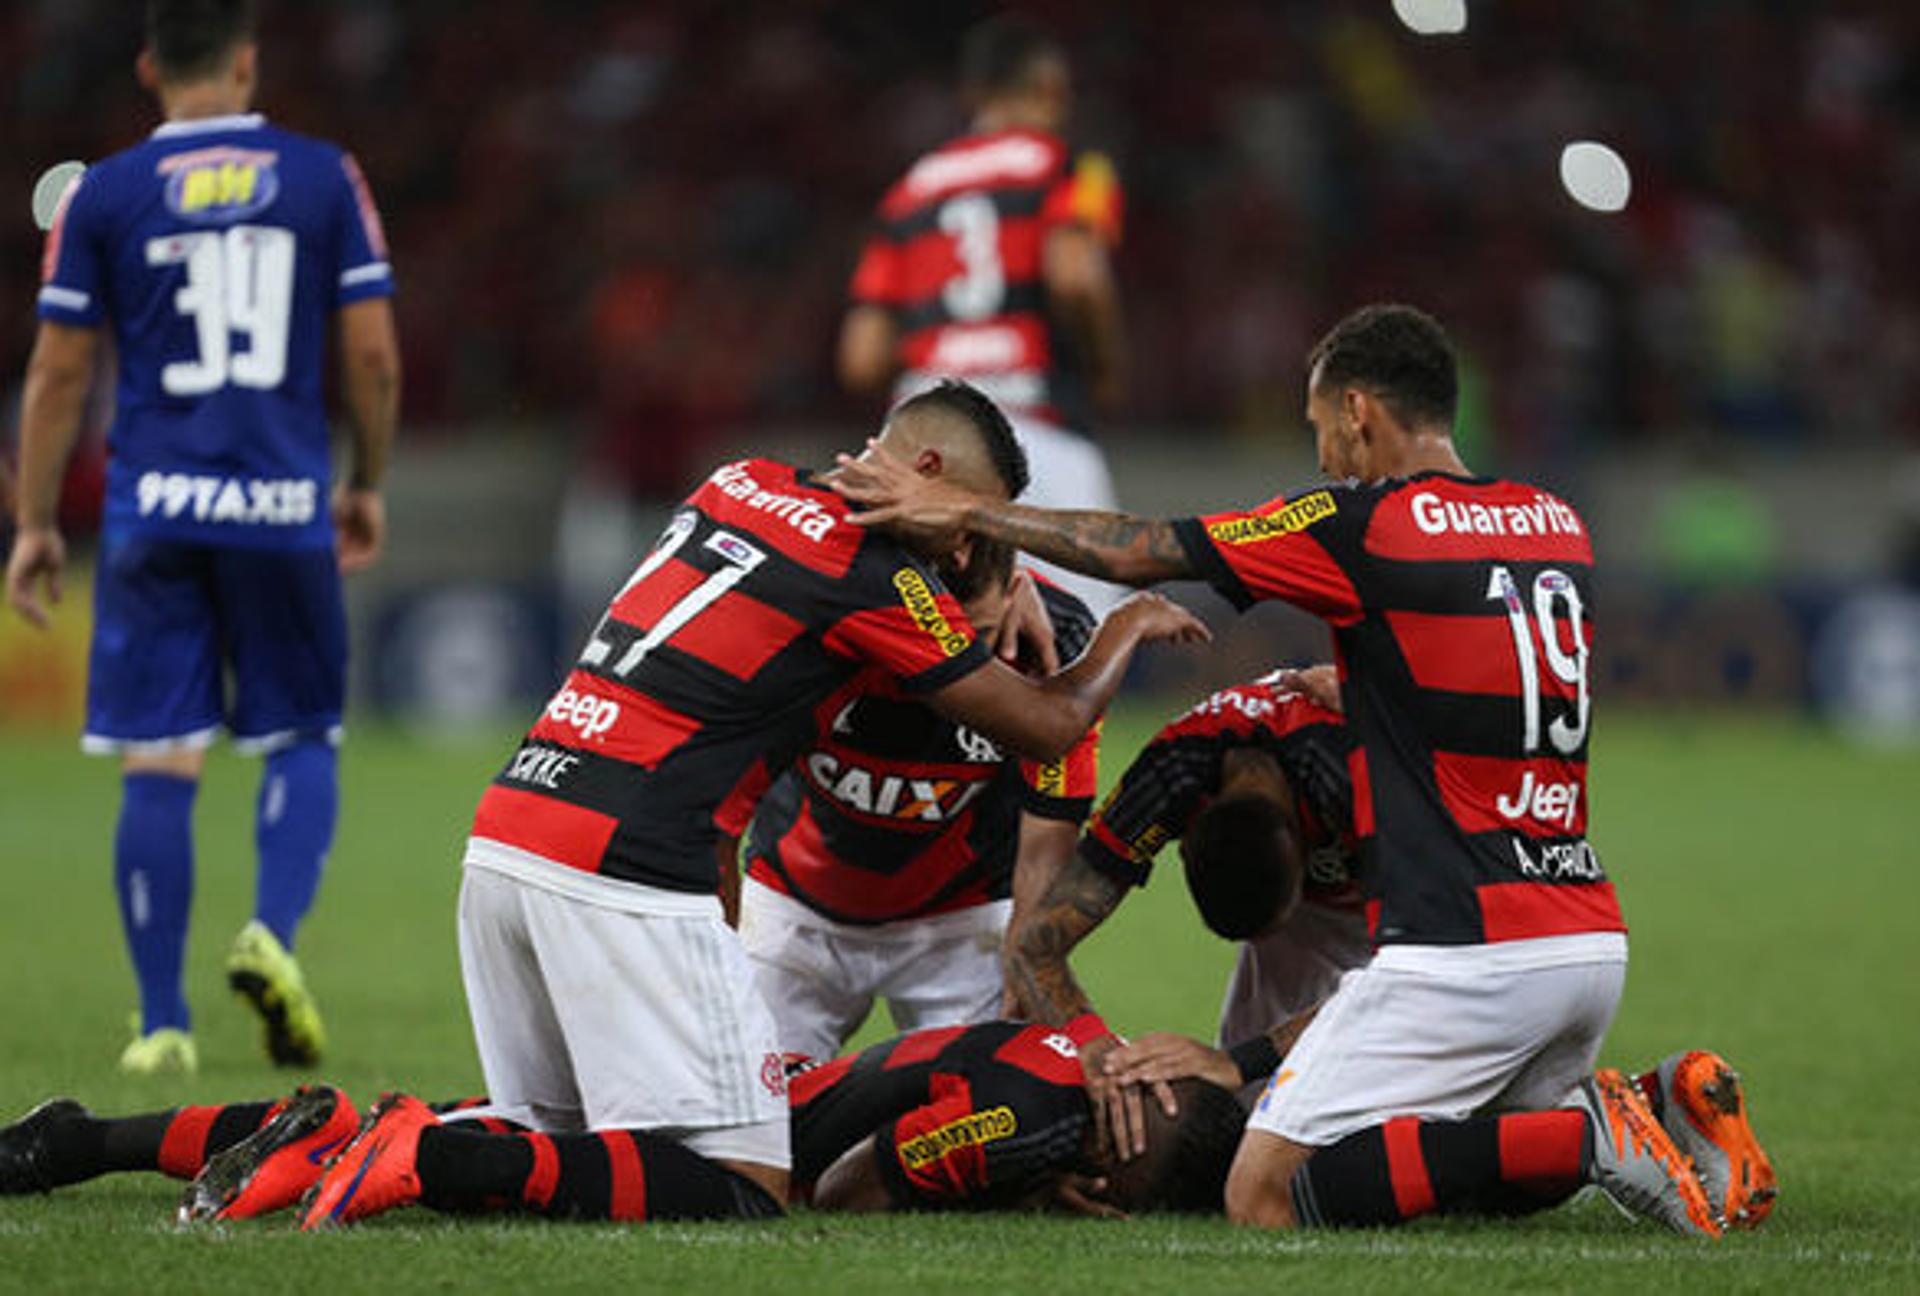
[1206,491,1337,546]
[897,1105,1018,1170]
[893,568,973,657]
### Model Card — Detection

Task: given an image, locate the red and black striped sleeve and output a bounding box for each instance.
[821,546,992,694]
[1171,485,1371,622]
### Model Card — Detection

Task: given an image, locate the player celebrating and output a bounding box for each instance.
[5,0,400,1074]
[839,14,1126,613]
[830,304,1767,1236]
[440,380,1205,1221]
[734,549,1100,1063]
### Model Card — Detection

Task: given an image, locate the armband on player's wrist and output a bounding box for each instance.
[1227,1034,1283,1086]
[1066,1012,1114,1046]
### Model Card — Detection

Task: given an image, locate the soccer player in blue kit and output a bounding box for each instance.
[5,0,401,1075]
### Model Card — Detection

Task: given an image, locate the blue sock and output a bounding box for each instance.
[116,773,198,1034]
[253,738,338,949]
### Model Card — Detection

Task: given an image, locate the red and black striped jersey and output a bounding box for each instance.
[470,458,991,895]
[788,1015,1108,1207]
[1079,676,1361,912]
[1172,474,1622,948]
[850,127,1123,429]
[743,579,1099,925]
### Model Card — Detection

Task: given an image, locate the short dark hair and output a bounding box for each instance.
[960,14,1065,98]
[1307,303,1459,431]
[148,0,256,81]
[1105,1078,1248,1214]
[1181,791,1302,941]
[893,379,1030,499]
[937,537,1015,604]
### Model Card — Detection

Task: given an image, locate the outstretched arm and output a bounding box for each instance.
[830,442,1195,586]
[927,592,1208,763]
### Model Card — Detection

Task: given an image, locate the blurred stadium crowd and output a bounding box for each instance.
[5,1,1917,502]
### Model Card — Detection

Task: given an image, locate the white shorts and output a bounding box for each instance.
[458,840,790,1169]
[737,878,1007,1063]
[1247,932,1628,1148]
[1215,901,1373,1049]
[1008,414,1123,618]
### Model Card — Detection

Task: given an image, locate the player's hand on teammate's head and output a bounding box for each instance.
[993,568,1061,674]
[5,527,66,630]
[332,485,386,573]
[1103,1033,1240,1094]
[828,440,977,552]
[1079,1032,1149,1165]
[1107,592,1212,647]
[1273,663,1342,713]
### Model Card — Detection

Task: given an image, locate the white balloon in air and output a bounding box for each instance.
[31,161,87,231]
[1392,0,1468,36]
[1559,142,1631,213]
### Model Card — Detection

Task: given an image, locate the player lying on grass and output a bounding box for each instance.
[727,543,1105,1063]
[0,1018,1247,1227]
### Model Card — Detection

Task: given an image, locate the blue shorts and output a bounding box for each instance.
[84,536,347,754]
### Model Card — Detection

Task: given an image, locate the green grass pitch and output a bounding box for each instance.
[0,704,1916,1292]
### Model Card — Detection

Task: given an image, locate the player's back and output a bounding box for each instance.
[743,576,1098,923]
[787,1016,1101,1195]
[850,128,1120,425]
[1343,475,1610,944]
[471,458,989,897]
[1180,472,1619,947]
[1080,674,1361,911]
[39,115,391,548]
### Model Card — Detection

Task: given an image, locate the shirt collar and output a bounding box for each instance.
[152,113,266,139]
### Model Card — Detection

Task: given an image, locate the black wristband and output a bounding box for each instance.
[1227,1034,1283,1086]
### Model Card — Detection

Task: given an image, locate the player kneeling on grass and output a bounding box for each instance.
[0,1019,1247,1226]
[729,544,1104,1064]
[1051,667,1776,1235]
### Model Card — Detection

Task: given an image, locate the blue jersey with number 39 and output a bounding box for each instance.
[37,113,393,550]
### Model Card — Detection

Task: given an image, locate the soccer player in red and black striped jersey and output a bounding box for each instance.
[447,379,1207,1223]
[1027,671,1367,1057]
[839,15,1127,614]
[0,1018,1250,1225]
[829,305,1726,1235]
[733,555,1103,1063]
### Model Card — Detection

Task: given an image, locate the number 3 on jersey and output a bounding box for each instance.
[1488,565,1590,755]
[939,193,1003,322]
[145,224,295,396]
[581,511,767,677]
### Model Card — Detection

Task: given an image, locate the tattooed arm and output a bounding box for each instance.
[829,442,1195,586]
[959,503,1193,586]
[1002,849,1130,1024]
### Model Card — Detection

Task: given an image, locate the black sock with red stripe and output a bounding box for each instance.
[1290,1111,1589,1227]
[33,1101,279,1187]
[414,1126,782,1222]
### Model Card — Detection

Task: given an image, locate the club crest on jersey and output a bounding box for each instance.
[892,569,972,656]
[158,146,280,222]
[1207,491,1336,546]
[897,1105,1018,1170]
[954,726,1001,763]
